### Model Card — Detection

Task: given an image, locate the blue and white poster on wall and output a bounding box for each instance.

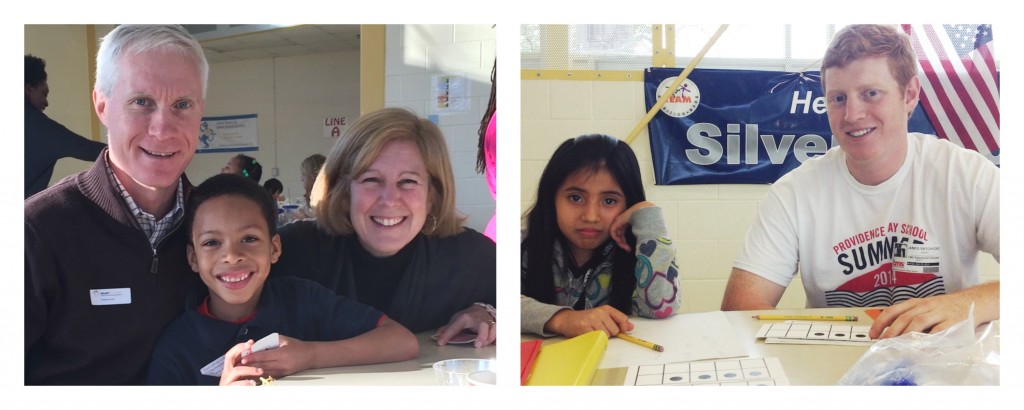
[643,68,939,185]
[197,114,259,153]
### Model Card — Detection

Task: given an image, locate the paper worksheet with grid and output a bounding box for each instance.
[755,321,877,346]
[625,357,789,386]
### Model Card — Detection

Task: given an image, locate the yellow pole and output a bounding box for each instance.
[625,24,728,145]
[360,25,386,115]
[87,25,102,142]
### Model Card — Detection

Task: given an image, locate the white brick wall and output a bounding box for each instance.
[385,24,496,234]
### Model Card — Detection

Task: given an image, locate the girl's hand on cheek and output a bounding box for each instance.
[610,201,655,251]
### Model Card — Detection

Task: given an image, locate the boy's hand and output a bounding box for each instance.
[241,335,314,378]
[219,340,263,386]
[544,305,634,338]
[609,201,655,252]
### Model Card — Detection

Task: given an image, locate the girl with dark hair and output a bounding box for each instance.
[222,154,263,183]
[521,134,680,338]
[263,178,284,202]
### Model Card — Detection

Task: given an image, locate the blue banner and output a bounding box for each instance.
[644,68,936,185]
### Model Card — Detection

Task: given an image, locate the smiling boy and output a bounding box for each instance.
[147,173,417,385]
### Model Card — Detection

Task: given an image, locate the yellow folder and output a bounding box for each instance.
[525,330,608,386]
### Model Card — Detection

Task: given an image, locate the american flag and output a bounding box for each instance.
[902,24,999,165]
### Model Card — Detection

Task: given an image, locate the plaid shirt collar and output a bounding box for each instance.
[104,157,185,249]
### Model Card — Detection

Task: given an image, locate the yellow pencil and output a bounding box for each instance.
[616,333,665,352]
[750,314,858,321]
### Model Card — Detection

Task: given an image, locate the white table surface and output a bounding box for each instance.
[274,331,497,386]
[586,307,875,386]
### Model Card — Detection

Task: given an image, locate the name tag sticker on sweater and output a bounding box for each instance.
[89,288,131,305]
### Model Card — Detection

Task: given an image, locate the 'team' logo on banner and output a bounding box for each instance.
[655,77,701,118]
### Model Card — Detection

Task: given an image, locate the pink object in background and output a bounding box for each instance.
[483,111,497,242]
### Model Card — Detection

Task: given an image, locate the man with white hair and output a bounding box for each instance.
[25,24,208,385]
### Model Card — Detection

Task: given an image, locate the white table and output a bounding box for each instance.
[586,307,875,386]
[274,331,496,385]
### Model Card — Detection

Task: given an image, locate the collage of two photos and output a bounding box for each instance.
[23,23,1000,389]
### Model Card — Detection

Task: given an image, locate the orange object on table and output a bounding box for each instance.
[520,340,542,385]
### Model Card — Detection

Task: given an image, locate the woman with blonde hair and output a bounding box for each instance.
[273,108,496,347]
[287,153,326,221]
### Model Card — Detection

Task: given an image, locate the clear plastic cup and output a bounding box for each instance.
[432,358,496,386]
[467,370,497,386]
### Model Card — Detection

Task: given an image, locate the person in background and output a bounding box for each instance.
[272,108,496,347]
[262,177,285,226]
[290,154,326,220]
[476,58,497,242]
[721,24,999,339]
[24,54,107,199]
[520,134,680,338]
[146,174,417,385]
[222,153,262,183]
[263,178,284,203]
[26,24,206,385]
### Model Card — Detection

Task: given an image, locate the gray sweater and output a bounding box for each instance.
[520,206,680,336]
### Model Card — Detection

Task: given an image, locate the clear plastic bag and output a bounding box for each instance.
[837,305,999,385]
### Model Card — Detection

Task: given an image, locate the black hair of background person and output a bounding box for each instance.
[522,134,645,313]
[234,154,263,183]
[263,177,283,197]
[185,173,278,239]
[26,54,47,87]
[476,58,496,174]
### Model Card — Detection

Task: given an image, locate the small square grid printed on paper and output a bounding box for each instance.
[630,358,788,386]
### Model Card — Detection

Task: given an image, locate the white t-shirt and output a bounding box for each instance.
[734,133,999,308]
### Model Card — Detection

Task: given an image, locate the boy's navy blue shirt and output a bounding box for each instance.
[146,276,384,385]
